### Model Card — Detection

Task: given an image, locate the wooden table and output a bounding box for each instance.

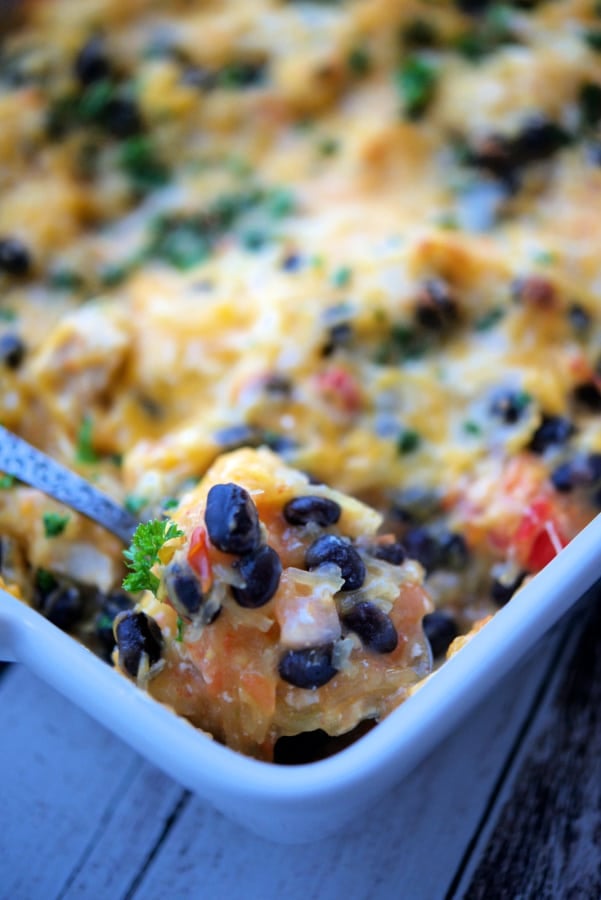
[3,585,601,900]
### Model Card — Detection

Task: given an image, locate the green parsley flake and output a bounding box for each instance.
[76,415,99,464]
[331,266,352,288]
[0,474,16,489]
[176,615,185,643]
[122,518,184,596]
[463,421,482,437]
[396,56,438,120]
[124,494,148,516]
[43,512,70,538]
[398,429,421,454]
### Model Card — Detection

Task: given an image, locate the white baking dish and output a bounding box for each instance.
[1,512,600,843]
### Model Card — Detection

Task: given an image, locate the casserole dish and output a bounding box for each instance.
[2,511,599,843]
[2,0,601,842]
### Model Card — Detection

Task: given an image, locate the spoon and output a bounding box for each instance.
[0,424,138,544]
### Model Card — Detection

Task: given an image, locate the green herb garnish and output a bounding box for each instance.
[463,420,482,436]
[397,429,421,454]
[43,512,70,538]
[76,414,99,464]
[122,518,184,595]
[119,135,170,194]
[348,45,371,76]
[124,494,148,516]
[176,615,185,642]
[331,266,352,288]
[0,474,16,489]
[396,56,438,120]
[584,29,601,52]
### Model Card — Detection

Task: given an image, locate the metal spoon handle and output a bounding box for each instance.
[0,425,138,544]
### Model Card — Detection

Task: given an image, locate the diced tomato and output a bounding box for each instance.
[513,496,567,572]
[187,526,213,593]
[315,366,362,414]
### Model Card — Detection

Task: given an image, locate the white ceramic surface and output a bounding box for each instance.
[1,513,600,843]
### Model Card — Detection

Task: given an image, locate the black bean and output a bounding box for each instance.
[232,544,282,608]
[281,252,302,272]
[414,279,459,332]
[103,98,143,138]
[38,584,83,631]
[262,374,293,396]
[572,382,601,412]
[342,601,398,654]
[489,389,531,425]
[510,117,568,167]
[205,482,262,555]
[423,610,458,659]
[278,645,338,689]
[491,571,527,606]
[403,527,440,572]
[403,527,468,573]
[528,415,575,454]
[114,611,163,678]
[551,453,601,493]
[437,531,470,571]
[464,134,514,182]
[283,495,341,527]
[163,561,205,616]
[74,36,111,85]
[322,322,353,356]
[0,333,26,369]
[568,303,592,335]
[366,541,407,565]
[0,237,31,276]
[305,534,366,591]
[95,590,132,656]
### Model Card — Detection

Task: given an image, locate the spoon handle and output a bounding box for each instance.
[0,425,138,544]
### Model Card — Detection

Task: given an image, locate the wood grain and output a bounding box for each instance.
[458,586,601,899]
[0,608,584,900]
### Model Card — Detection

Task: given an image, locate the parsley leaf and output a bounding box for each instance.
[122,518,184,595]
[76,414,99,464]
[396,56,438,120]
[43,512,70,538]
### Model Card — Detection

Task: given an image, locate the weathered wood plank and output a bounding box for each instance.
[455,587,601,899]
[0,604,584,900]
[126,630,566,900]
[0,665,183,900]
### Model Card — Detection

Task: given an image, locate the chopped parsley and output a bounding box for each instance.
[122,518,184,595]
[176,615,185,642]
[0,474,16,489]
[35,568,57,594]
[76,415,99,464]
[474,307,505,331]
[348,45,371,76]
[579,83,601,129]
[396,56,438,120]
[463,420,482,436]
[119,135,170,194]
[43,512,70,538]
[331,266,352,288]
[584,30,601,52]
[124,494,149,516]
[397,429,422,454]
